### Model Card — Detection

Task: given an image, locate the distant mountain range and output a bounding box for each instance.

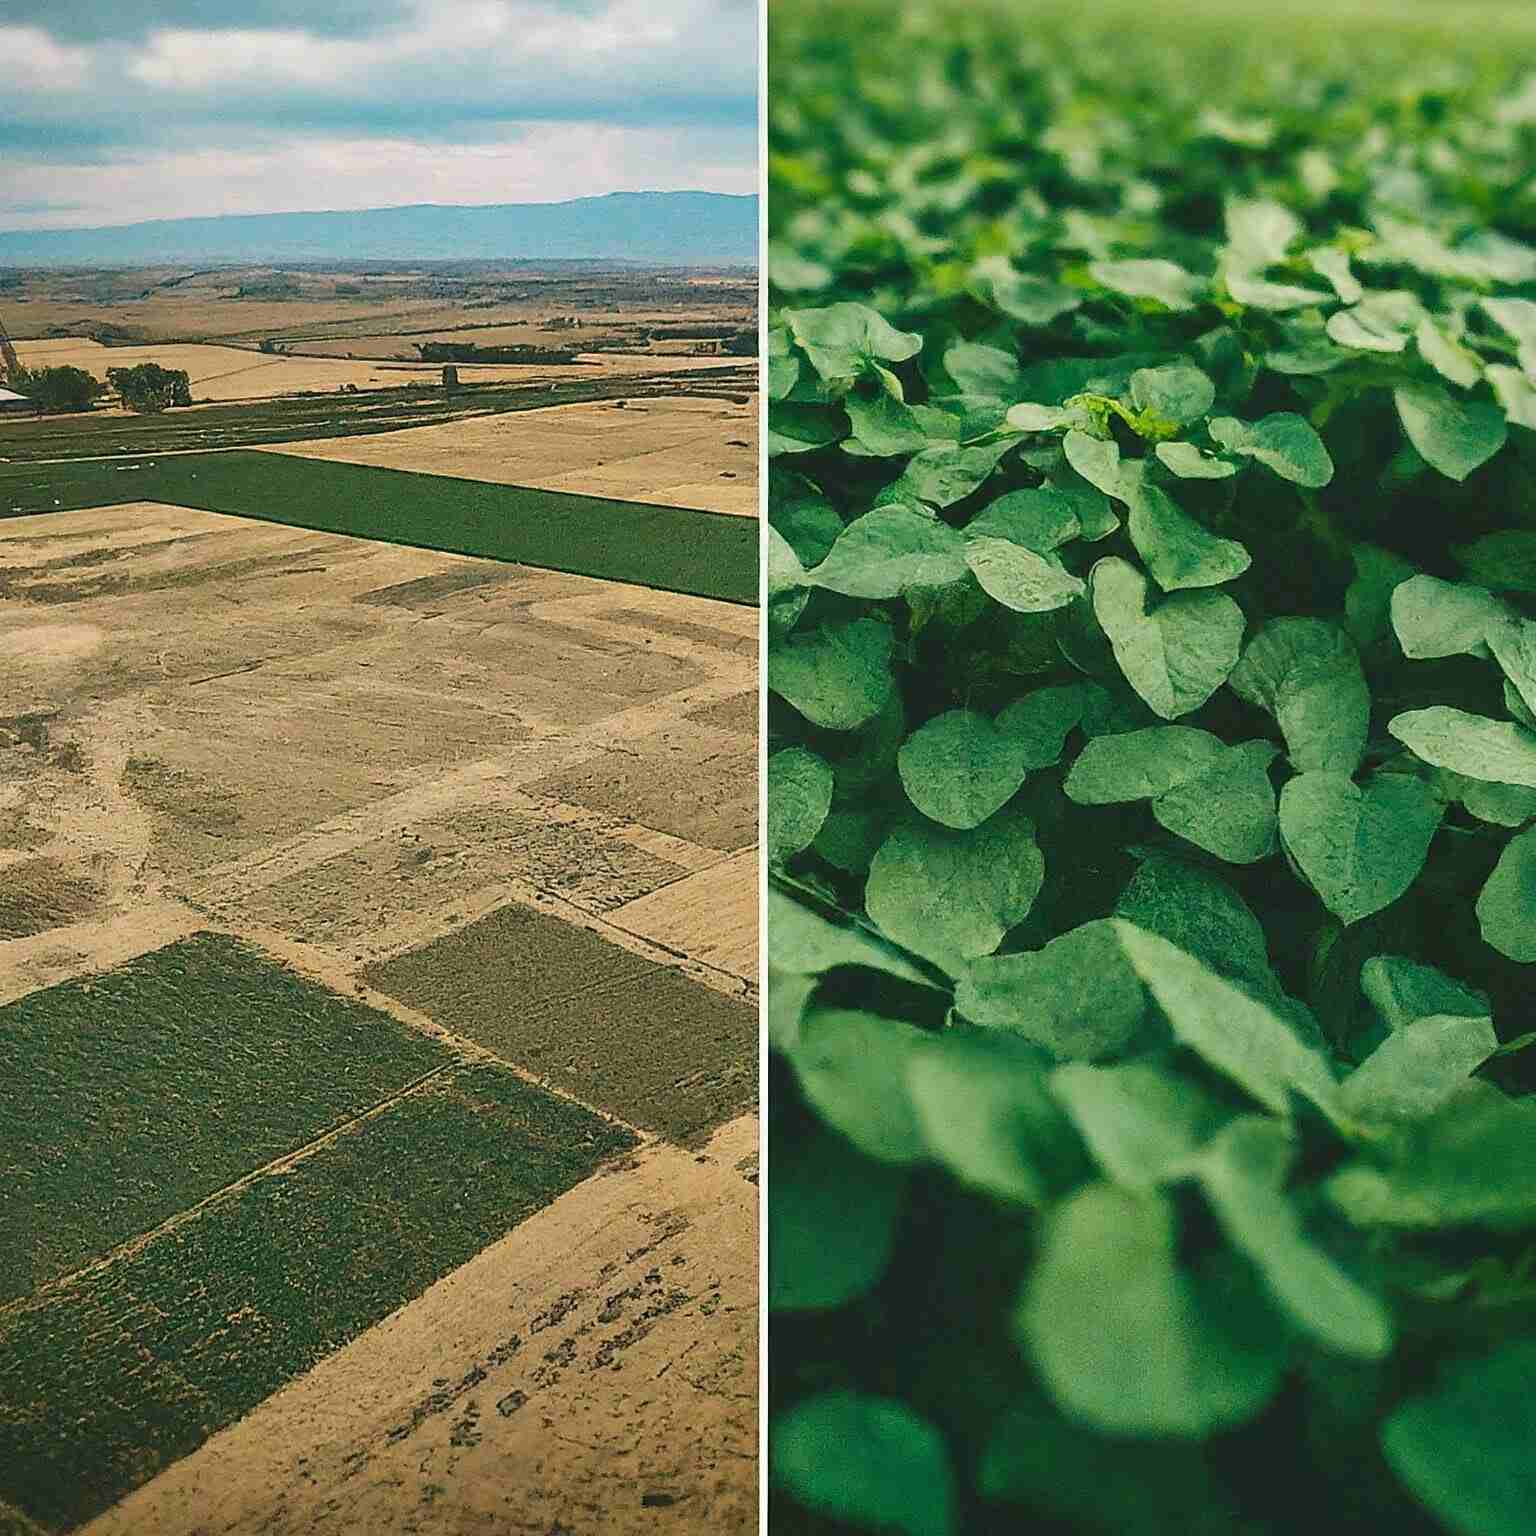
[0,191,758,269]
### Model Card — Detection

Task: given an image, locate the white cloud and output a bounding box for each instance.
[0,26,94,92]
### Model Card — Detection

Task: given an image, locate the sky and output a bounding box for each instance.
[0,0,759,231]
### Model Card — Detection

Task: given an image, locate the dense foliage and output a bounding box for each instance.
[107,362,192,413]
[13,364,105,415]
[767,3,1536,1532]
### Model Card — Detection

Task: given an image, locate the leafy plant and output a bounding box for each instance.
[767,2,1536,1532]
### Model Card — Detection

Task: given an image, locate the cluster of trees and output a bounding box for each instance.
[11,365,106,414]
[415,342,579,364]
[106,364,192,413]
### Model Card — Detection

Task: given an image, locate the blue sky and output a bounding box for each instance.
[0,1,758,230]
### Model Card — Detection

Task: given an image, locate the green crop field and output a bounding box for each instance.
[0,450,758,605]
[767,2,1536,1534]
[0,937,635,1531]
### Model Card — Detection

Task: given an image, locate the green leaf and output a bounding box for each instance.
[788,1007,932,1164]
[907,1031,1085,1204]
[1152,740,1281,864]
[965,486,1083,551]
[1475,824,1536,961]
[845,389,934,455]
[768,747,834,864]
[1415,318,1483,388]
[785,302,923,390]
[1208,412,1334,487]
[943,339,1022,398]
[1383,1342,1536,1536]
[1062,428,1124,497]
[773,1392,956,1536]
[971,256,1081,325]
[966,534,1086,613]
[1344,542,1417,657]
[1390,575,1505,659]
[770,1118,906,1311]
[1389,707,1536,788]
[1229,618,1370,774]
[1393,384,1507,482]
[1129,363,1215,424]
[1361,954,1490,1034]
[886,440,1014,508]
[1051,1060,1229,1189]
[1019,1183,1287,1436]
[1454,530,1536,594]
[1328,1081,1536,1230]
[770,616,898,729]
[767,402,849,456]
[866,810,1045,972]
[1089,258,1203,311]
[956,920,1148,1060]
[1310,246,1364,304]
[1195,1117,1393,1359]
[1278,770,1444,925]
[768,887,937,988]
[767,523,810,637]
[809,506,969,597]
[898,709,1034,829]
[1064,725,1226,803]
[1463,779,1536,828]
[1487,618,1536,720]
[1342,1014,1499,1123]
[1126,482,1250,592]
[1112,922,1339,1117]
[1156,440,1237,479]
[1488,363,1536,428]
[1327,292,1420,353]
[1092,557,1245,720]
[1224,197,1302,268]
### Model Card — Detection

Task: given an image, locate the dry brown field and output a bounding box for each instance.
[0,500,759,1533]
[263,396,760,515]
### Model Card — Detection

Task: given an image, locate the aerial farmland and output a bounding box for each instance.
[0,256,759,1534]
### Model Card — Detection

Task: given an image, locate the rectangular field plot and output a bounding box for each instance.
[0,932,450,1305]
[0,1064,635,1532]
[0,451,757,605]
[363,901,757,1142]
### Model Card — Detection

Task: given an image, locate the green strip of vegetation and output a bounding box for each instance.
[0,933,449,1306]
[0,1062,634,1532]
[0,450,758,605]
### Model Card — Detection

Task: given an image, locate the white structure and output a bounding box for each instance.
[0,386,33,416]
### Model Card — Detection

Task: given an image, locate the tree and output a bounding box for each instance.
[13,365,105,414]
[107,363,192,414]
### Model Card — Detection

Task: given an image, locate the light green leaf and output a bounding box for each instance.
[773,1392,956,1536]
[1343,1014,1499,1123]
[1278,770,1444,924]
[1415,318,1482,388]
[1393,384,1507,482]
[1005,400,1084,432]
[1153,740,1280,864]
[1383,1342,1536,1536]
[885,440,1015,508]
[943,339,1021,398]
[965,537,1086,612]
[1475,824,1536,961]
[1464,779,1536,827]
[1051,1060,1229,1189]
[1019,1183,1287,1436]
[768,887,937,988]
[769,616,897,729]
[785,302,923,390]
[1092,558,1245,720]
[971,257,1081,325]
[1063,428,1124,497]
[1310,247,1364,304]
[1112,921,1340,1117]
[1126,482,1250,592]
[1064,725,1226,803]
[1487,618,1536,720]
[1389,706,1536,787]
[1195,1117,1393,1359]
[1129,363,1215,424]
[844,390,933,455]
[956,920,1148,1060]
[1228,617,1370,773]
[768,747,833,864]
[1328,1081,1536,1230]
[1361,954,1490,1033]
[965,486,1082,551]
[1208,412,1334,487]
[769,1119,906,1311]
[1156,440,1238,479]
[1225,270,1330,311]
[1224,198,1301,268]
[1390,575,1505,659]
[907,1031,1084,1204]
[788,1007,931,1164]
[898,709,1032,829]
[809,505,969,597]
[866,811,1045,972]
[1327,292,1420,353]
[1089,257,1203,311]
[767,523,810,637]
[1487,363,1536,429]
